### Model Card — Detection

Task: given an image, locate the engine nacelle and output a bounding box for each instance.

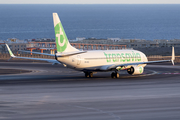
[127,66,144,75]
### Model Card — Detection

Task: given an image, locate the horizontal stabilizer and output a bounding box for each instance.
[19,50,55,56]
[56,51,86,57]
[6,44,60,64]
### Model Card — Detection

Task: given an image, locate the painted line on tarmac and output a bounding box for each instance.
[162,73,180,74]
[154,70,180,75]
[119,69,158,79]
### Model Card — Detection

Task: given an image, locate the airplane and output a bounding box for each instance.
[6,13,175,78]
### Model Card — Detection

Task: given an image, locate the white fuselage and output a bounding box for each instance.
[57,49,148,71]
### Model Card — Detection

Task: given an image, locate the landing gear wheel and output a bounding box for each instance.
[85,72,93,78]
[111,72,116,78]
[89,72,93,78]
[85,72,89,78]
[116,73,119,78]
[111,72,119,78]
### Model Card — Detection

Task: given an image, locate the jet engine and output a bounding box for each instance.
[127,66,144,75]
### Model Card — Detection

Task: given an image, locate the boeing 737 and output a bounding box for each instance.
[6,13,175,78]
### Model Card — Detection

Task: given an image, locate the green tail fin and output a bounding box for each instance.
[53,13,78,53]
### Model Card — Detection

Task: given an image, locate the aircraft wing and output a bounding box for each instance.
[100,60,172,71]
[100,47,175,71]
[6,44,60,64]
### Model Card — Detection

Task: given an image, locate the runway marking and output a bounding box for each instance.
[155,71,180,75]
[110,106,180,113]
[118,69,158,79]
[162,73,180,74]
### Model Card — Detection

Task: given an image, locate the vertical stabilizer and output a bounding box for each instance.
[53,13,79,53]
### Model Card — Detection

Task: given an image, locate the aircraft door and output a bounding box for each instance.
[77,55,81,65]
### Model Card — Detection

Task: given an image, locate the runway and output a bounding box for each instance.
[0,62,180,120]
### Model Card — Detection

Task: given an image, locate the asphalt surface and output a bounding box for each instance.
[0,68,31,75]
[0,62,180,120]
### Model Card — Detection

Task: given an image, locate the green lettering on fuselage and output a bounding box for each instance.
[131,51,135,61]
[104,52,111,62]
[121,53,125,62]
[112,54,117,62]
[116,53,121,62]
[103,52,142,63]
[136,53,141,61]
[125,53,131,62]
[108,54,111,62]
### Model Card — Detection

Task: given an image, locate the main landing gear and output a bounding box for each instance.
[85,72,93,78]
[111,72,119,78]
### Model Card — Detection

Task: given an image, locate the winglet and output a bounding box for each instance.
[5,44,15,58]
[171,46,175,65]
